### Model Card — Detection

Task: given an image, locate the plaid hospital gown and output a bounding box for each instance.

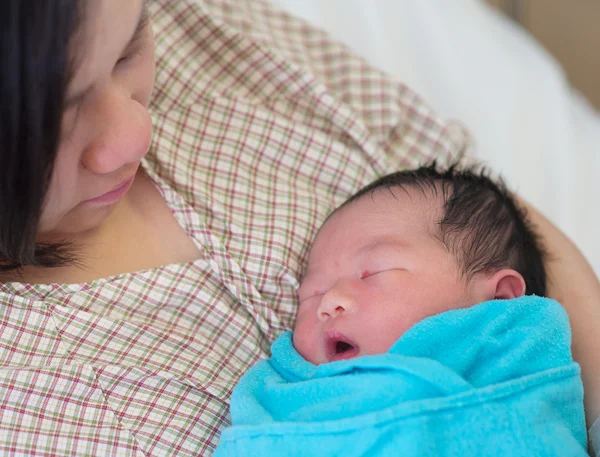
[0,0,470,455]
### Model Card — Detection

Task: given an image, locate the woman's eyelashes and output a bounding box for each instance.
[117,22,151,66]
[118,39,149,66]
[117,52,137,66]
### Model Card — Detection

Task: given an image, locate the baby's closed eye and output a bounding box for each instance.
[360,268,407,281]
[297,283,324,303]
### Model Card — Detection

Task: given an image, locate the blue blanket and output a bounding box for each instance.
[215,296,586,456]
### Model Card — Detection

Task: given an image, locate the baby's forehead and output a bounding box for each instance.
[339,186,442,226]
[310,186,442,255]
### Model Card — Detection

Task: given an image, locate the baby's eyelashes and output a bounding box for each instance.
[297,283,324,303]
[360,270,373,279]
[299,271,376,301]
[302,291,324,301]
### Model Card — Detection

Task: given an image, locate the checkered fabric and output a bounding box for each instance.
[0,0,470,455]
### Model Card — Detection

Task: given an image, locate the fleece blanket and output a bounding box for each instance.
[215,296,586,456]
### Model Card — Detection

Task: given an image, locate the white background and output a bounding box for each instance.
[271,0,600,276]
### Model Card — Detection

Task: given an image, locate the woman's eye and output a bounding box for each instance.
[118,35,151,67]
[117,42,148,66]
[117,51,137,66]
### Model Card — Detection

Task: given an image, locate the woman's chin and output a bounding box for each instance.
[39,200,121,240]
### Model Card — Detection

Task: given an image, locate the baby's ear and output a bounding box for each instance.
[471,269,526,301]
[489,269,526,299]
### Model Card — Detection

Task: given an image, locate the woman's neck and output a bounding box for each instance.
[2,172,202,285]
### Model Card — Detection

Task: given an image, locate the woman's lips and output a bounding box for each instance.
[324,328,360,362]
[84,177,135,206]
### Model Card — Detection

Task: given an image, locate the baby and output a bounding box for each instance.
[215,163,587,457]
[293,163,545,365]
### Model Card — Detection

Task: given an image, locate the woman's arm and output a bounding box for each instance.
[521,199,600,428]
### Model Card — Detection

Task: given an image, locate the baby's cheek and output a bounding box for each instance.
[292,331,313,363]
[292,316,320,364]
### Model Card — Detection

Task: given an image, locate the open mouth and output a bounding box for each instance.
[324,329,360,362]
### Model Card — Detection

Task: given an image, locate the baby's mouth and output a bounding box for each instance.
[324,329,360,362]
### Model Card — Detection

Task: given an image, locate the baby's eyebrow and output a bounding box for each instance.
[355,239,409,257]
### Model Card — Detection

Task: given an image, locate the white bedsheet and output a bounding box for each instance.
[271,0,600,275]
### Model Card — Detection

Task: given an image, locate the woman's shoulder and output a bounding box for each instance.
[148,0,469,169]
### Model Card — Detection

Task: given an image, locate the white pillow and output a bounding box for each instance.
[272,0,600,275]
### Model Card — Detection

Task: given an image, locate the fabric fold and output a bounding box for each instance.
[216,296,587,456]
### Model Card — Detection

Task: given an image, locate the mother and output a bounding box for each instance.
[2,0,599,455]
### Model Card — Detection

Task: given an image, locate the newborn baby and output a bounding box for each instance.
[215,163,587,457]
[293,163,540,364]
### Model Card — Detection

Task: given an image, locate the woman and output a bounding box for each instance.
[1,0,599,455]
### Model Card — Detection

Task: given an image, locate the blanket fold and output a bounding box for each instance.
[215,296,586,456]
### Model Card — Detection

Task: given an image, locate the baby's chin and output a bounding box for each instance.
[304,353,327,365]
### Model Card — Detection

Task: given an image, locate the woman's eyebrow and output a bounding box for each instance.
[65,1,150,108]
[123,0,151,52]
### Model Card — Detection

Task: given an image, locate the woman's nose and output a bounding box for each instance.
[317,282,357,322]
[81,85,152,175]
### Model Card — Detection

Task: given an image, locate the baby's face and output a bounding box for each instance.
[294,188,480,365]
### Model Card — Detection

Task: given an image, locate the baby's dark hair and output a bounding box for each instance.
[339,162,547,296]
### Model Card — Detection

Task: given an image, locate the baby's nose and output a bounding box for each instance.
[317,285,356,322]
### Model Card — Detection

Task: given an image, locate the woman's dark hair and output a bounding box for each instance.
[339,162,547,296]
[1,0,84,271]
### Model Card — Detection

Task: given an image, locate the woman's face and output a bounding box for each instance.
[39,0,156,238]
